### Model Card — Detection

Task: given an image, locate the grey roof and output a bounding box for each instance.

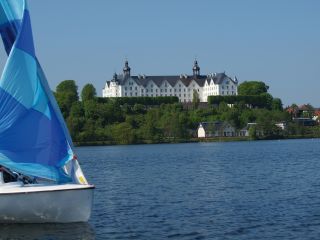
[106,72,237,88]
[199,121,232,132]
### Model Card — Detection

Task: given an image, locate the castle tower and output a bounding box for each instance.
[193,59,200,77]
[123,60,131,77]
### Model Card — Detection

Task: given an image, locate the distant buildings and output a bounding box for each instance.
[286,104,319,125]
[292,118,316,126]
[102,60,238,102]
[197,122,237,138]
[197,122,286,138]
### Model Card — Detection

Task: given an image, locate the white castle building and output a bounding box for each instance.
[102,60,238,102]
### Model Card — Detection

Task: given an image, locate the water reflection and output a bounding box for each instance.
[0,222,95,240]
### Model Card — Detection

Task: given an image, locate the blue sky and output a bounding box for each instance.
[7,0,319,106]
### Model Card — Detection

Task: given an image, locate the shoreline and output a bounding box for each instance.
[73,135,320,147]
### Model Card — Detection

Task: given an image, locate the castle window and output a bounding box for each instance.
[130,87,132,90]
[125,93,127,96]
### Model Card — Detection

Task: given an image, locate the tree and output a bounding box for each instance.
[192,89,200,109]
[238,81,269,96]
[83,99,99,120]
[81,84,97,102]
[140,109,162,142]
[111,122,136,144]
[133,103,146,114]
[56,80,79,97]
[55,80,79,118]
[259,93,273,109]
[69,101,84,117]
[67,102,85,141]
[272,98,283,111]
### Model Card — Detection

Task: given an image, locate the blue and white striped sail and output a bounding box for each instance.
[0,0,74,182]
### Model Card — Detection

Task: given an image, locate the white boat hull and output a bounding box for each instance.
[0,183,94,223]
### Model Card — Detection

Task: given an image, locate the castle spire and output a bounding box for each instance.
[193,59,200,77]
[123,59,131,77]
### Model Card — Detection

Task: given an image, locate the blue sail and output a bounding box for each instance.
[0,0,74,182]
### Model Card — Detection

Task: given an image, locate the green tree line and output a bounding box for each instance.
[54,80,320,145]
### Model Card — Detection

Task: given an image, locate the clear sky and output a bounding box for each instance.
[6,0,319,106]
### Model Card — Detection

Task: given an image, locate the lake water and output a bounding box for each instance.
[1,139,320,239]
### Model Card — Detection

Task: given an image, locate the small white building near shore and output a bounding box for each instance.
[197,122,236,138]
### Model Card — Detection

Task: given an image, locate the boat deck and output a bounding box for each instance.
[0,183,95,194]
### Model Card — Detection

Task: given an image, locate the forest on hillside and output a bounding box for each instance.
[54,80,320,145]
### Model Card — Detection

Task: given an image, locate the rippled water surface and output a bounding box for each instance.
[1,139,320,240]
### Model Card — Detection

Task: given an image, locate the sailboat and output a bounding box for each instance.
[0,0,94,223]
